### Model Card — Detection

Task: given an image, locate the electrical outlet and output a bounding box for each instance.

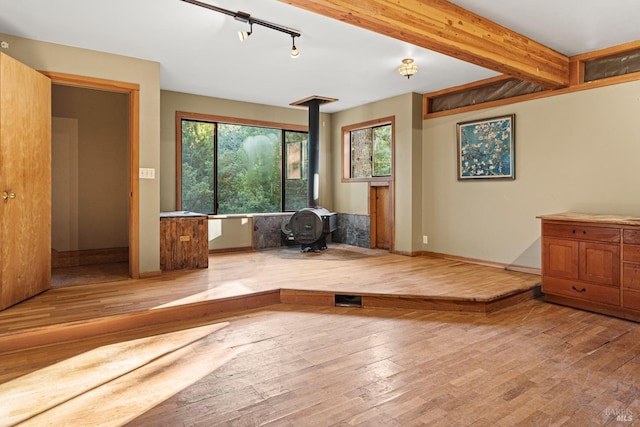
[423,235,428,244]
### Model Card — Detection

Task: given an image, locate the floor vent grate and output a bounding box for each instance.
[335,295,362,307]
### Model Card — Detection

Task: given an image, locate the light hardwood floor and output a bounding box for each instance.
[127,301,640,426]
[0,245,540,336]
[1,300,639,426]
[1,245,592,425]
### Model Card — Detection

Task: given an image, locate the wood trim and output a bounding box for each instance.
[0,290,280,354]
[279,0,569,89]
[342,116,395,133]
[392,249,419,257]
[424,75,514,100]
[569,58,585,86]
[175,112,184,210]
[208,246,253,255]
[423,41,640,119]
[129,88,140,279]
[278,287,540,313]
[175,111,309,211]
[52,247,129,268]
[424,71,640,119]
[341,116,395,182]
[175,111,308,132]
[44,72,140,279]
[139,270,162,279]
[39,72,139,92]
[421,250,542,275]
[570,40,640,62]
[280,289,335,306]
[369,185,377,249]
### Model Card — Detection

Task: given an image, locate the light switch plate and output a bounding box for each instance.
[139,168,155,179]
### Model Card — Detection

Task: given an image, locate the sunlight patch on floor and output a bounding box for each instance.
[0,322,235,427]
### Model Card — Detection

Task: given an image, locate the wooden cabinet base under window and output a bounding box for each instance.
[160,212,208,271]
[539,212,640,322]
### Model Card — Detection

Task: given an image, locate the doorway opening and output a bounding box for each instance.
[46,73,140,286]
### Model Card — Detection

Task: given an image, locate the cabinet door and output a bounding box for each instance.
[579,242,619,286]
[0,53,51,310]
[543,238,579,280]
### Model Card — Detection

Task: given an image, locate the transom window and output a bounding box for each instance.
[177,112,308,215]
[342,117,394,181]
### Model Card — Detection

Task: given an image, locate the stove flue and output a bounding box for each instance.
[285,95,338,252]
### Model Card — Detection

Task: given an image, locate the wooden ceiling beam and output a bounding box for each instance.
[279,0,570,89]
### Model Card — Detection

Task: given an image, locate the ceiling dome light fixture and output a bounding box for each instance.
[398,58,418,79]
[290,35,300,58]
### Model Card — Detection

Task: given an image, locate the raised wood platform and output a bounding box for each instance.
[0,245,541,354]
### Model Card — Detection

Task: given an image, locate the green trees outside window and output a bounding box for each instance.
[181,120,215,214]
[350,124,392,179]
[180,118,308,215]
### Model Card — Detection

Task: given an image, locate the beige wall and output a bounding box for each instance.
[331,92,423,253]
[422,80,640,269]
[52,85,129,251]
[8,33,638,271]
[208,217,253,250]
[1,33,161,274]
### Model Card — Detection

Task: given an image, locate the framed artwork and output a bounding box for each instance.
[457,114,515,180]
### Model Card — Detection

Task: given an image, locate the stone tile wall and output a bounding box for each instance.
[332,213,370,248]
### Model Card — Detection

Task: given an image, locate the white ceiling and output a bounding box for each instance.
[0,0,638,113]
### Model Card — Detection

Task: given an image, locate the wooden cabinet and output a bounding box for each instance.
[0,53,51,310]
[160,212,208,271]
[623,229,640,311]
[539,213,640,322]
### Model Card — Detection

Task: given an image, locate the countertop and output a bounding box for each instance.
[537,212,640,226]
[160,211,208,218]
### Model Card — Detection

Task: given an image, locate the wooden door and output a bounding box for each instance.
[579,241,619,286]
[543,238,579,280]
[370,184,390,250]
[0,53,51,310]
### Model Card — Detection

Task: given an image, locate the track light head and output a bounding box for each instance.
[290,35,300,58]
[238,22,253,42]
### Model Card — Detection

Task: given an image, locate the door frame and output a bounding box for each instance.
[369,181,394,252]
[42,72,140,279]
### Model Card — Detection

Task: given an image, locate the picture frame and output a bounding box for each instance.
[457,114,515,180]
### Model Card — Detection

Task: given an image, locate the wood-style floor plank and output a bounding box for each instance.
[0,245,540,336]
[1,300,638,425]
[116,301,639,426]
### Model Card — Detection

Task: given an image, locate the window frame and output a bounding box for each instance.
[341,116,395,183]
[175,111,308,214]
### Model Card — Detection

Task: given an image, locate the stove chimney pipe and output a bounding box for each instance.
[307,99,320,208]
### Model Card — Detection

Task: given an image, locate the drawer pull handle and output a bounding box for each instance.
[583,230,587,234]
[572,286,586,293]
[572,229,576,234]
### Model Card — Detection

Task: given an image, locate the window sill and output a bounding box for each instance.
[208,212,294,219]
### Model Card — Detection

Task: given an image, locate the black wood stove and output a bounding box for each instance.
[283,96,337,252]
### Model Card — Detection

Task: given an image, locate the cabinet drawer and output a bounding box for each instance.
[542,276,620,306]
[624,244,640,263]
[624,229,640,245]
[543,223,620,243]
[623,262,640,291]
[623,290,640,311]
